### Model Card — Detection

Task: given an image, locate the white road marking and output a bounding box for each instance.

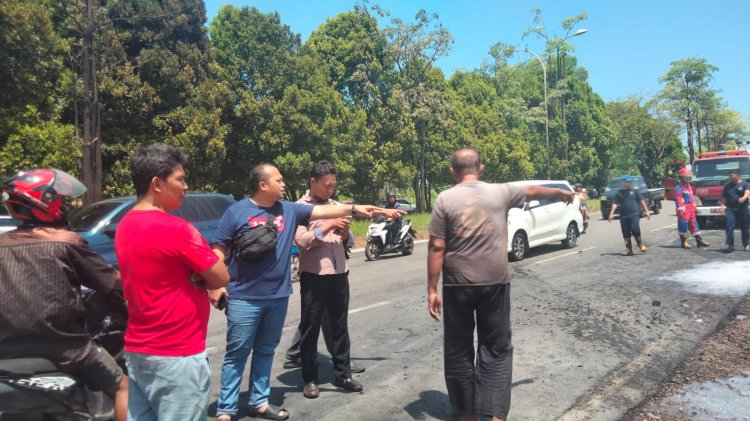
[651,223,676,232]
[282,301,392,331]
[533,247,596,265]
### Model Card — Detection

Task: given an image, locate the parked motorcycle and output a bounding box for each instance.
[364,216,416,261]
[0,290,127,421]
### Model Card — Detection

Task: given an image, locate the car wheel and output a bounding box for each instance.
[562,222,578,249]
[290,255,300,283]
[401,236,414,255]
[697,216,708,229]
[365,238,383,261]
[509,231,527,261]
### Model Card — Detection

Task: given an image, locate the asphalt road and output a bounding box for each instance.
[204,210,749,421]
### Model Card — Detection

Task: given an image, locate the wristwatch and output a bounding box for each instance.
[351,202,356,215]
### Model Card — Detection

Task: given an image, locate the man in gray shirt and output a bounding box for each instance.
[427,148,574,421]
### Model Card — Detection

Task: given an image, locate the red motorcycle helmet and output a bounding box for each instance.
[2,169,87,225]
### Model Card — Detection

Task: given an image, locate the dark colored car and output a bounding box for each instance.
[68,193,236,266]
[599,176,663,218]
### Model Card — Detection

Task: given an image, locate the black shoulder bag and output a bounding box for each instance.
[236,208,279,261]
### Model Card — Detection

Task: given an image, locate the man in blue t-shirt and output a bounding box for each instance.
[608,177,651,256]
[720,169,750,252]
[211,163,403,421]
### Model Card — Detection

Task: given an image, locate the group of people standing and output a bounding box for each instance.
[125,146,402,421]
[5,141,747,421]
[605,167,748,256]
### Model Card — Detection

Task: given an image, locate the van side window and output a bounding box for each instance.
[541,183,572,205]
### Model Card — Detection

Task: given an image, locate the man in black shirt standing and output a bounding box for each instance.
[608,177,651,256]
[720,169,750,252]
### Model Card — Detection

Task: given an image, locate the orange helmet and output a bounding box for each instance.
[678,167,692,177]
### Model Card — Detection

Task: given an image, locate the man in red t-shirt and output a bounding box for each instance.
[115,144,229,421]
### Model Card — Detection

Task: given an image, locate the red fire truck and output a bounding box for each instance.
[664,149,750,227]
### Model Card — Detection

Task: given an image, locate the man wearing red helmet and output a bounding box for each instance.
[0,169,128,421]
[674,167,710,249]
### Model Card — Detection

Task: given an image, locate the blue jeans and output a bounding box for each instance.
[217,297,289,415]
[124,351,210,421]
[725,207,749,247]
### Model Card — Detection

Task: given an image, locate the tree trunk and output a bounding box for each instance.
[686,109,695,163]
[696,113,702,155]
[415,120,428,213]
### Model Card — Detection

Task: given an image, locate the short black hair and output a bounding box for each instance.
[451,148,481,176]
[729,169,741,176]
[250,163,276,195]
[310,160,337,180]
[131,144,188,197]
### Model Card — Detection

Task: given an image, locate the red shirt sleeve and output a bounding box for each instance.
[177,222,220,275]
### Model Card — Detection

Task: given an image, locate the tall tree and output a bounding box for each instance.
[378,8,453,211]
[0,0,71,176]
[658,57,718,163]
[608,98,685,186]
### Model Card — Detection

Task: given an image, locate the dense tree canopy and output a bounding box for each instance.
[1,2,747,206]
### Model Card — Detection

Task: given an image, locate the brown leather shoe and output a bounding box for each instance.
[332,377,363,392]
[303,382,319,399]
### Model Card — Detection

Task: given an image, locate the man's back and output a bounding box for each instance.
[429,181,524,286]
[0,227,116,362]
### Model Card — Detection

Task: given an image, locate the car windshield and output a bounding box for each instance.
[608,179,625,189]
[69,201,124,231]
[693,158,750,181]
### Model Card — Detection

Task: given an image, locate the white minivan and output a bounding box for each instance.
[506,180,583,261]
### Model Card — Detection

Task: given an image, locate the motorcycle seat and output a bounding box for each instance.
[0,358,59,377]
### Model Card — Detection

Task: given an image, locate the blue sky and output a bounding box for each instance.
[203,0,749,118]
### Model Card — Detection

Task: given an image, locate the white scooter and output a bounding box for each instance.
[364,216,416,261]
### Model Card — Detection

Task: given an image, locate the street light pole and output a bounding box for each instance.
[515,28,587,180]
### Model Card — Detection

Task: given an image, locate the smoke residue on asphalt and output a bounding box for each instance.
[658,260,750,296]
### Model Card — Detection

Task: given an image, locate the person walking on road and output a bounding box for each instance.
[608,176,650,256]
[720,169,750,252]
[211,163,403,421]
[427,148,574,421]
[674,168,710,249]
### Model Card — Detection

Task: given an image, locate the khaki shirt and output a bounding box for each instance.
[294,195,354,276]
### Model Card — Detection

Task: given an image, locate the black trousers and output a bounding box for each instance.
[285,312,334,363]
[443,283,512,419]
[299,271,352,383]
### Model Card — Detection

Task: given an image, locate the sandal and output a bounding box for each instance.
[249,404,289,421]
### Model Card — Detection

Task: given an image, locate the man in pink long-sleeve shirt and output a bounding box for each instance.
[294,160,363,399]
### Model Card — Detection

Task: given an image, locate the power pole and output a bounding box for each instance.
[81,0,101,204]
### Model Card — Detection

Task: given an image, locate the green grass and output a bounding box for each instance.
[587,199,601,213]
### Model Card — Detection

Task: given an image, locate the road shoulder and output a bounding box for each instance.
[625,293,750,421]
